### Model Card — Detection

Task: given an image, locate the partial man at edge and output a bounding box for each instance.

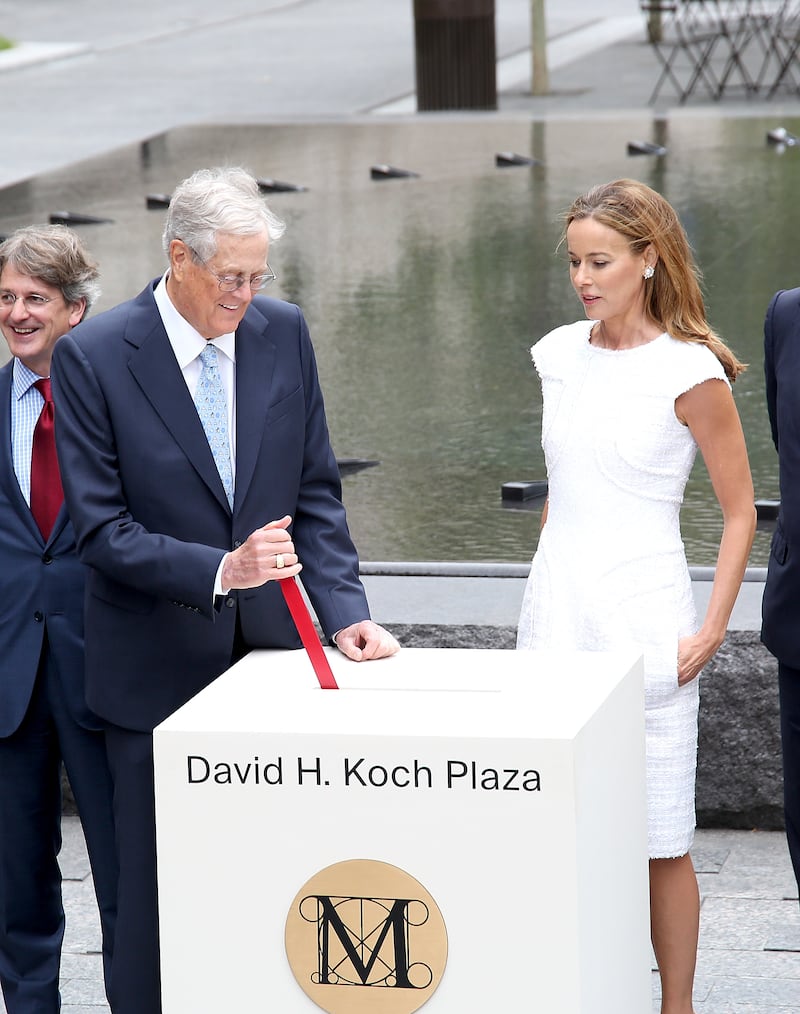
[0,225,117,1014]
[762,285,800,905]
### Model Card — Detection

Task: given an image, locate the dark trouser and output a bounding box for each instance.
[0,642,117,1014]
[103,628,249,1014]
[778,662,800,898]
[104,726,162,1014]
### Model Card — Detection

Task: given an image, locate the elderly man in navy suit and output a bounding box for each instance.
[51,166,399,1014]
[0,226,117,1013]
[763,286,800,900]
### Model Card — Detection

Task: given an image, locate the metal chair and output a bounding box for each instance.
[713,0,796,95]
[712,0,768,96]
[642,0,728,103]
[642,0,789,101]
[765,0,800,95]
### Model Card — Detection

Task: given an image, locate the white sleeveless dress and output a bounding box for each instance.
[516,320,729,858]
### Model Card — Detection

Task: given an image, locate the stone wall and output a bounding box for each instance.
[695,630,783,830]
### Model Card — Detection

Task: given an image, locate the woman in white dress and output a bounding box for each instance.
[516,179,756,1014]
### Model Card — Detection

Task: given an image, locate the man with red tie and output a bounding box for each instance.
[0,226,117,1014]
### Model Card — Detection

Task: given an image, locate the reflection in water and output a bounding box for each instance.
[0,116,793,565]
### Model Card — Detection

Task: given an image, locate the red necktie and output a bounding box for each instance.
[30,378,64,539]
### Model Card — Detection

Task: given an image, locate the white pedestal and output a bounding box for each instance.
[154,647,650,1013]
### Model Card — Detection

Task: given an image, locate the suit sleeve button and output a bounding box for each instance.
[225,597,235,608]
[34,611,44,622]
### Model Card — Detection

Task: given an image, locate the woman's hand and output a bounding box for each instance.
[677,631,723,686]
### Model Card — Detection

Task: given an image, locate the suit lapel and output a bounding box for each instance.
[791,291,800,344]
[46,502,70,545]
[125,286,232,513]
[776,288,800,338]
[234,305,276,509]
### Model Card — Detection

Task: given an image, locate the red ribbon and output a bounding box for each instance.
[279,577,339,690]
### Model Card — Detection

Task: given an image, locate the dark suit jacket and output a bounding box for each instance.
[0,361,101,737]
[762,287,800,667]
[51,281,370,732]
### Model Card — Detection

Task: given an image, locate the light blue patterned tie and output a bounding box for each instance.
[194,344,234,508]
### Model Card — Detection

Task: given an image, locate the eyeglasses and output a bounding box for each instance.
[0,291,56,311]
[187,247,277,292]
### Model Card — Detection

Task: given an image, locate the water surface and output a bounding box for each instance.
[0,115,794,565]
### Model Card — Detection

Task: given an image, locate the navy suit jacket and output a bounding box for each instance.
[50,281,370,732]
[762,287,800,667]
[0,361,101,737]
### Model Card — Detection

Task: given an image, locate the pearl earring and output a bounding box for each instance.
[643,265,655,279]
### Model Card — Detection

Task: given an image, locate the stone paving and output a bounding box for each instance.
[0,818,795,1013]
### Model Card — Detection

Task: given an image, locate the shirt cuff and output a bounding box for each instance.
[214,553,230,600]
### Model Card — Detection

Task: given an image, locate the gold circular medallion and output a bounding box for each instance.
[285,859,448,1014]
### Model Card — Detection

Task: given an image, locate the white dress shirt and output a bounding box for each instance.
[153,274,235,596]
[153,274,237,476]
[10,358,48,506]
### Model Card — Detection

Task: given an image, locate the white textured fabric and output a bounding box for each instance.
[517,320,729,858]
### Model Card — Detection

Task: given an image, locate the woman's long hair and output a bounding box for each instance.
[564,178,744,381]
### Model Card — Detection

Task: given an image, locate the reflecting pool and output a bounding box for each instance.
[0,114,796,565]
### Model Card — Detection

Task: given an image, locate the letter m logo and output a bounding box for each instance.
[303,895,429,989]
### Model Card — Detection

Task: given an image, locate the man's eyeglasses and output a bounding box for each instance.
[0,291,55,311]
[188,246,277,292]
